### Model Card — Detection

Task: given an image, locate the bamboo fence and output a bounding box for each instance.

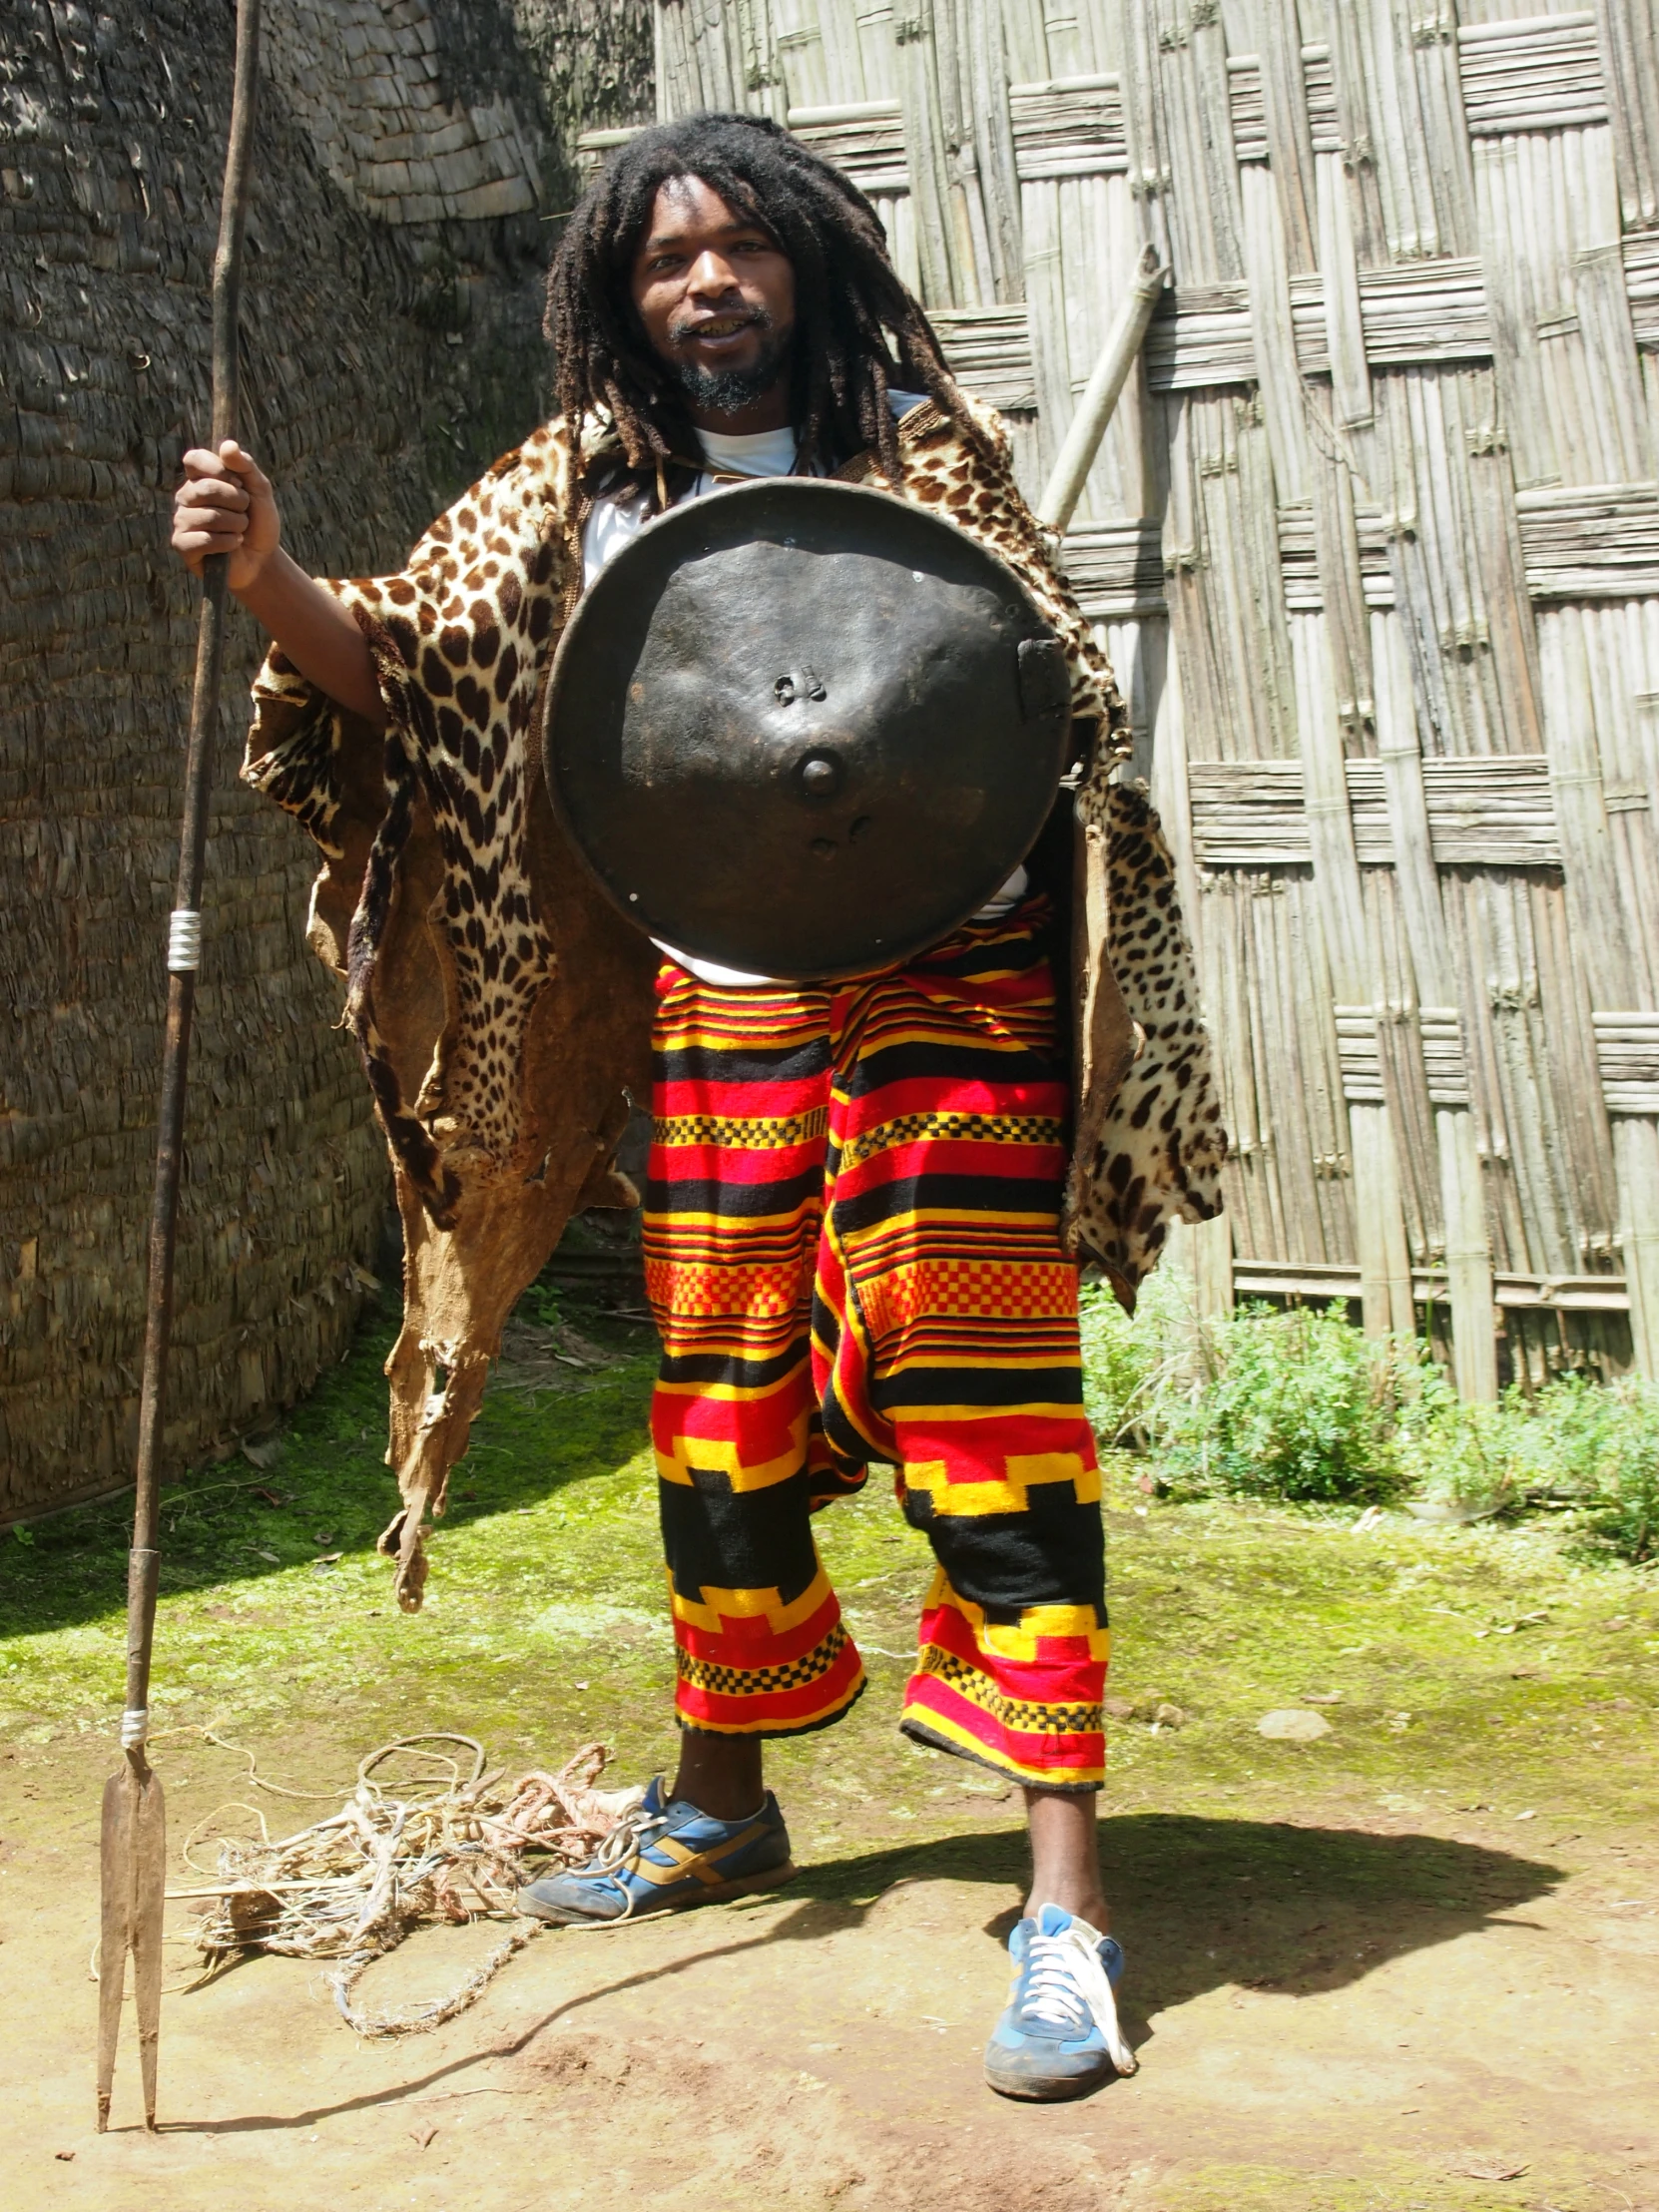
[630,0,1659,1395]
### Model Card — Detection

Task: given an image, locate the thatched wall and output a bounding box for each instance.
[651,0,1659,1397]
[0,0,651,1520]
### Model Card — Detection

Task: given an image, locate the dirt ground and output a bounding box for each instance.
[5,1307,1657,2210]
[4,1728,1655,2212]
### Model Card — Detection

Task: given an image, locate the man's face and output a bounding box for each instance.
[629,175,797,419]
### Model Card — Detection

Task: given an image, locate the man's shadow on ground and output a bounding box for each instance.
[788,1811,1562,2040]
[171,1811,1563,2132]
[831,1805,1557,2025]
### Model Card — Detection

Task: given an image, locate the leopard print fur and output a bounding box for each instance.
[249,420,578,1220]
[1075,780,1228,1298]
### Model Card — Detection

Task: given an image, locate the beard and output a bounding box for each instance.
[667,310,794,415]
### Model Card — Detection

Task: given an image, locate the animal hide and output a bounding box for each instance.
[243,401,1225,1609]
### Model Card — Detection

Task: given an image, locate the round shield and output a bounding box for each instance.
[541,477,1072,979]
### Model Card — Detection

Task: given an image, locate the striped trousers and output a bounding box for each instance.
[644,898,1109,1790]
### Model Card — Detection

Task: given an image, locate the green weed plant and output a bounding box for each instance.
[1395,1370,1659,1563]
[1080,1273,1659,1563]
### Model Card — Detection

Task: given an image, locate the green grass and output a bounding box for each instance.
[0,1292,670,1766]
[4,1285,1649,2212]
[2,1285,1656,1845]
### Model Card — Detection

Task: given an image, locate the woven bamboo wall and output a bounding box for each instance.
[642,0,1659,1394]
[0,0,652,1520]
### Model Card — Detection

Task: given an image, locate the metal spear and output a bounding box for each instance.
[98,0,261,2135]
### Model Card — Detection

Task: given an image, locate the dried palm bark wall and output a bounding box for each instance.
[0,0,652,1519]
[648,0,1659,1393]
[510,0,658,212]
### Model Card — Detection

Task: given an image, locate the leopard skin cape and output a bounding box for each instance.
[242,393,1226,1610]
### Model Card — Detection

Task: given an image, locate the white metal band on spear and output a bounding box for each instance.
[98,0,262,2136]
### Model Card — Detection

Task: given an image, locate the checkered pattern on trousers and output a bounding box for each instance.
[914,1643,1101,1738]
[655,1106,830,1151]
[676,1623,851,1699]
[838,1110,1065,1170]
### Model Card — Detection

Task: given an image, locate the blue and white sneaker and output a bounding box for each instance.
[515,1777,795,1925]
[984,1903,1137,2099]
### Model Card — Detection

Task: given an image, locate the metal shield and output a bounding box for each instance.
[541,477,1072,979]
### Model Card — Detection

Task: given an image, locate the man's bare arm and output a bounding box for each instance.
[171,440,387,731]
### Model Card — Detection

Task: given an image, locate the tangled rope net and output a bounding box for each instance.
[170,1733,640,2036]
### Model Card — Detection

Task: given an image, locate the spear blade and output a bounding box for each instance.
[97,1762,167,2133]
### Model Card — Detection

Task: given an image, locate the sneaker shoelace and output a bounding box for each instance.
[585,1797,667,1878]
[1019,1925,1138,2075]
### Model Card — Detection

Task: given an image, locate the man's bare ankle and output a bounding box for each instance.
[672,1785,767,1823]
[1025,1889,1110,1932]
[669,1736,766,1823]
[1021,1784,1108,1930]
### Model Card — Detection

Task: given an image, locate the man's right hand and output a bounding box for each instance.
[171,439,280,592]
[168,437,386,727]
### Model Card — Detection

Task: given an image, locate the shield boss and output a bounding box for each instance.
[541,477,1072,979]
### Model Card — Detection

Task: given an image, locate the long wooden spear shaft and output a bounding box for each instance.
[97,0,261,2136]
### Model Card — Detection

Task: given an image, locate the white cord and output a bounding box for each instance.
[167,908,202,973]
[120,1707,149,1751]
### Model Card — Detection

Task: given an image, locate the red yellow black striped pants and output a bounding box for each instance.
[644,898,1109,1791]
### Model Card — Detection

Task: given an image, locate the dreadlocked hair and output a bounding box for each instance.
[545,111,994,499]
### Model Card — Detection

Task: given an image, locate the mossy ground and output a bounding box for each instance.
[3,1289,1656,2212]
[3,1288,1653,1835]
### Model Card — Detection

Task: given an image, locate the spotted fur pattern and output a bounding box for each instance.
[1077,780,1228,1295]
[863,400,1227,1298]
[241,687,343,853]
[246,398,1224,1298]
[250,421,577,1223]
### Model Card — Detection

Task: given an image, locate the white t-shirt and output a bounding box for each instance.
[578,399,1027,983]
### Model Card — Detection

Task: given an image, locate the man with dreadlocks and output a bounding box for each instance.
[173,111,1225,2101]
